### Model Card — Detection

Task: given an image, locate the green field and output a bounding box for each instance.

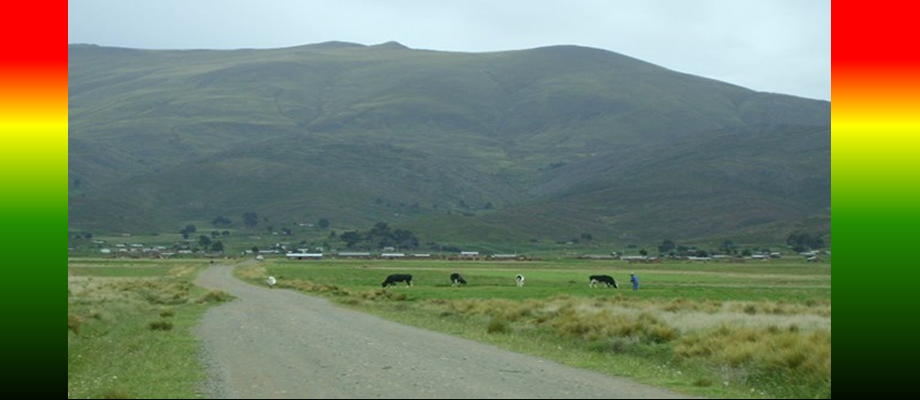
[240,258,831,399]
[68,259,229,399]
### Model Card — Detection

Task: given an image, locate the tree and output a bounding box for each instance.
[719,240,737,255]
[198,235,212,248]
[212,216,232,226]
[340,231,363,249]
[639,249,648,256]
[658,240,676,254]
[180,225,197,239]
[242,212,259,228]
[392,229,419,249]
[318,219,331,229]
[787,232,825,251]
[210,241,224,252]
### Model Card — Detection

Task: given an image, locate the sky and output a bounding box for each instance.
[68,0,830,101]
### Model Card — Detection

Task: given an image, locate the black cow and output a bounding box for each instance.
[382,274,413,287]
[589,275,619,289]
[450,273,467,286]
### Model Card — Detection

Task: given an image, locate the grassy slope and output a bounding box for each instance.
[67,259,229,399]
[69,43,830,244]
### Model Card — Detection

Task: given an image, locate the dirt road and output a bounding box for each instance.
[195,265,694,399]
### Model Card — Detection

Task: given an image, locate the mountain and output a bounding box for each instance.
[68,42,830,246]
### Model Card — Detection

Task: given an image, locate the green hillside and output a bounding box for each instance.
[68,42,830,246]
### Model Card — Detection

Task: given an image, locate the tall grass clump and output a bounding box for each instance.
[676,324,831,397]
[552,310,679,344]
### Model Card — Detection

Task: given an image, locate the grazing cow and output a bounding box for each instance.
[450,273,467,286]
[515,274,525,287]
[589,275,619,289]
[267,276,277,288]
[382,274,413,288]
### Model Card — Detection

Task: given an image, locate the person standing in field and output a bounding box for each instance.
[630,274,639,291]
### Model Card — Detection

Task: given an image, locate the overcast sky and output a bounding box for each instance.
[68,0,830,100]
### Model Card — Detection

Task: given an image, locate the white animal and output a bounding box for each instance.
[267,276,277,288]
[515,274,525,287]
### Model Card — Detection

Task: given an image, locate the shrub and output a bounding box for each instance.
[101,389,133,399]
[68,314,82,334]
[148,320,173,331]
[487,317,511,334]
[693,377,713,387]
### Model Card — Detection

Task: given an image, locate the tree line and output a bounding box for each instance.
[338,223,419,250]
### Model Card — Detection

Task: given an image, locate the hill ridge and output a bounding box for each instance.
[68,42,830,245]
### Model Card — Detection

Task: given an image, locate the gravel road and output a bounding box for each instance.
[194,265,695,399]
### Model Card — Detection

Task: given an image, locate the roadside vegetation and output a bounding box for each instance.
[68,259,229,399]
[238,259,831,398]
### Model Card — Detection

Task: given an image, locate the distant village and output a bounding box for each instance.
[71,239,828,263]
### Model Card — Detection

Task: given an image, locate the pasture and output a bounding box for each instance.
[239,258,831,399]
[68,259,230,399]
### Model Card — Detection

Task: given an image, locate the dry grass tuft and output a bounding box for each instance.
[198,290,233,304]
[69,314,82,334]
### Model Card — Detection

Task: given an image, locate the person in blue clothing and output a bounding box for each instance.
[630,274,639,291]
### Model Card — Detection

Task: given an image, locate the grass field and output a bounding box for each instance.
[68,259,229,399]
[239,258,831,399]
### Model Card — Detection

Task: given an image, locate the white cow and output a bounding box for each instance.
[515,274,525,287]
[267,276,277,288]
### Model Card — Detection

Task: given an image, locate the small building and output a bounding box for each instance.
[338,252,372,259]
[381,253,406,259]
[286,253,323,261]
